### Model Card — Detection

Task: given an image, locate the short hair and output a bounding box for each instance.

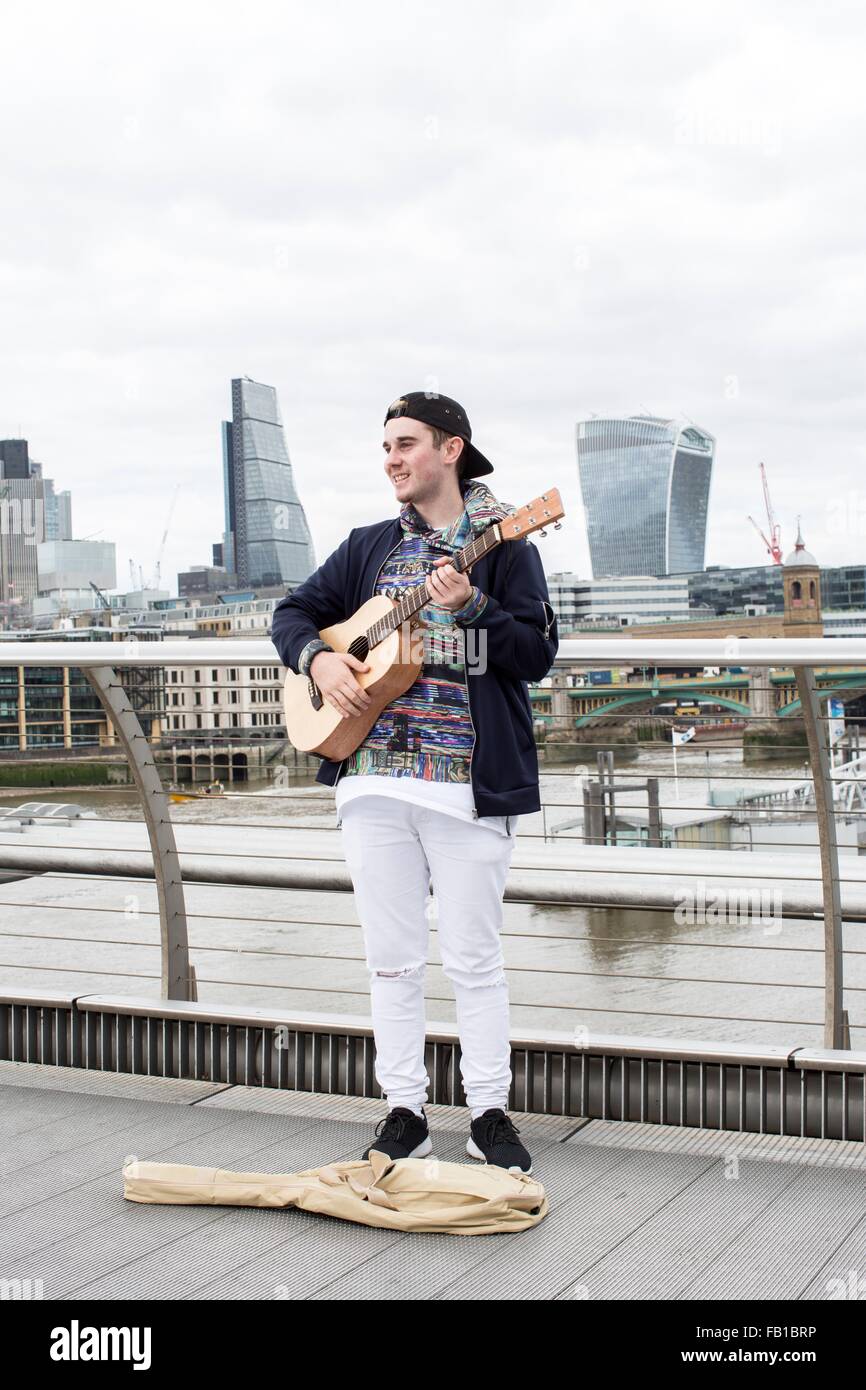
[428,424,469,480]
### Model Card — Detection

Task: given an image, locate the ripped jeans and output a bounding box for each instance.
[338,795,517,1113]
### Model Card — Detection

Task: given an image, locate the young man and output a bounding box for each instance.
[269,391,558,1174]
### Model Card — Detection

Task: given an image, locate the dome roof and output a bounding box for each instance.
[784,521,818,567]
[785,546,818,566]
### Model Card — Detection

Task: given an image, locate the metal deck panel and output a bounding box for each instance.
[570,1117,866,1170]
[679,1163,866,1301]
[0,1110,324,1269]
[0,1058,227,1105]
[554,1150,803,1300]
[4,1067,866,1300]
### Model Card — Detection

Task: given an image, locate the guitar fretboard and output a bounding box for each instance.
[365,523,501,649]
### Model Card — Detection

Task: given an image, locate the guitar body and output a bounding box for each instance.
[282,594,426,758]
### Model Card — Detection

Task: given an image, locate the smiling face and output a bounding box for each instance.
[382,416,464,507]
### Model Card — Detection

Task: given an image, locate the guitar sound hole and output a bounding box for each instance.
[347,636,370,661]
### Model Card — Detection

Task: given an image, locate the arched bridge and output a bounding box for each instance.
[529,668,866,730]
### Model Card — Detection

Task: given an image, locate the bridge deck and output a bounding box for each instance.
[3,1060,866,1301]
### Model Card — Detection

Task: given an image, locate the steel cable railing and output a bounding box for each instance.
[1,636,866,1050]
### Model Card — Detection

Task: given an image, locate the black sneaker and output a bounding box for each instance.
[363,1106,432,1161]
[467,1108,533,1174]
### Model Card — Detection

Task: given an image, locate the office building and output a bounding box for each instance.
[36,539,116,595]
[0,439,46,605]
[576,415,715,577]
[685,563,786,616]
[0,629,164,751]
[547,573,691,631]
[221,378,316,588]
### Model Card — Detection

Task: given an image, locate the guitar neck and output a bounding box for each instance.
[361,486,564,652]
[366,523,502,649]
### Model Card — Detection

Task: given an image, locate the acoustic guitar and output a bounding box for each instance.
[282,487,564,758]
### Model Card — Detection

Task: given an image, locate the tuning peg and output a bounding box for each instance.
[553,521,562,530]
[538,528,547,538]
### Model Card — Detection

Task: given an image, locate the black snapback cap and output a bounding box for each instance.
[384,391,494,477]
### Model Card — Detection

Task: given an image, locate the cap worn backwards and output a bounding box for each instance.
[384,391,494,478]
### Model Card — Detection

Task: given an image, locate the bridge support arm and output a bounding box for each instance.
[794,665,845,1048]
[84,665,193,1002]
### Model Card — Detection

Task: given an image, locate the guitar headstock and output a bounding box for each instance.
[499,488,565,540]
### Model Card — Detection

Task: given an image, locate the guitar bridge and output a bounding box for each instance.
[307,677,324,711]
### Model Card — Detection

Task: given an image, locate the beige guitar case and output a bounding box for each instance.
[122,1149,548,1236]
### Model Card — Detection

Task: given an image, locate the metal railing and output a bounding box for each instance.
[1,635,866,1133]
[3,989,865,1140]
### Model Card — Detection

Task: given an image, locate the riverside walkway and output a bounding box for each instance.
[3,1058,866,1301]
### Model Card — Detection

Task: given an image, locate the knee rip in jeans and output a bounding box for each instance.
[443,964,507,990]
[373,962,426,979]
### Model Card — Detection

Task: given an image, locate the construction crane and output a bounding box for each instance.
[89,580,111,610]
[150,484,181,590]
[747,460,783,564]
[128,484,181,592]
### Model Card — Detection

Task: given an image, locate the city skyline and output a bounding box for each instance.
[1,398,854,600]
[4,4,866,592]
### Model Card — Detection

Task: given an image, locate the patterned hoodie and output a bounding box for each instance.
[338,478,514,783]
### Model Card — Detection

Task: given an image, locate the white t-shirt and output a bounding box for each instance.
[334,773,515,837]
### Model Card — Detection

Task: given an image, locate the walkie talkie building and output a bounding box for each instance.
[222,377,316,588]
[576,415,715,578]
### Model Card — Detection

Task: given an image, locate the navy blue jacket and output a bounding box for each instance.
[268,516,559,818]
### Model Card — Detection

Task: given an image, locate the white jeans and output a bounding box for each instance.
[338,794,517,1113]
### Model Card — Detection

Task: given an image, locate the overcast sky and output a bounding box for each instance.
[4,0,866,595]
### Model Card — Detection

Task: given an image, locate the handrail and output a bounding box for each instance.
[0,635,864,664]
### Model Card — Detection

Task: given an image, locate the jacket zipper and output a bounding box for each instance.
[464,656,479,818]
[460,524,494,819]
[334,529,404,792]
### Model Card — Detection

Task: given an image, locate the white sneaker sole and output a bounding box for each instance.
[466,1135,533,1175]
[366,1133,433,1160]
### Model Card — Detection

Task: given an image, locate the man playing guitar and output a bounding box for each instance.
[270,391,558,1174]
